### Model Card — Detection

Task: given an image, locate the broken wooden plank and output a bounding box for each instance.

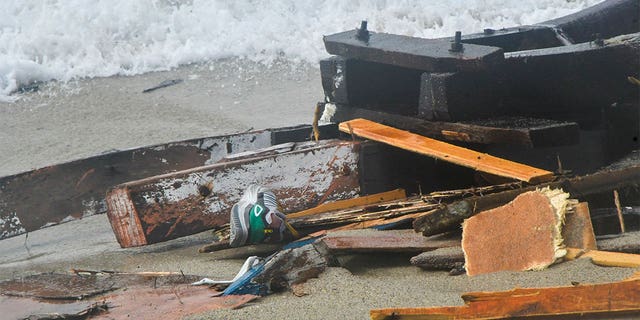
[0,124,336,240]
[328,103,580,147]
[462,188,572,276]
[287,189,406,219]
[106,140,360,248]
[414,164,640,236]
[565,248,640,268]
[339,118,554,183]
[323,29,504,72]
[562,202,597,250]
[318,230,459,254]
[370,278,640,320]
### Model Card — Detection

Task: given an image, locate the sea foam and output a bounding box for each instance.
[0,0,602,102]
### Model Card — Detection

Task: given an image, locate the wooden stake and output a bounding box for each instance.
[287,189,406,219]
[614,189,626,233]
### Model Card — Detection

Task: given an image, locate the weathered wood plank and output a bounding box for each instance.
[410,246,465,270]
[562,202,597,250]
[323,30,504,72]
[106,140,361,248]
[319,230,459,254]
[0,124,334,240]
[287,189,406,219]
[339,118,554,183]
[370,278,640,320]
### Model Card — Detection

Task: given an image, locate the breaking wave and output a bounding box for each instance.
[0,0,602,102]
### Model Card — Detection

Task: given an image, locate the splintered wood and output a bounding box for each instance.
[370,279,640,320]
[462,188,573,276]
[338,118,554,183]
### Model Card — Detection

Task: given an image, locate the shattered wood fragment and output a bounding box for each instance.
[339,118,554,183]
[287,189,406,219]
[319,230,459,254]
[565,248,640,268]
[410,246,465,270]
[414,164,640,236]
[106,140,360,248]
[562,202,597,250]
[290,197,441,231]
[370,278,640,320]
[462,188,573,276]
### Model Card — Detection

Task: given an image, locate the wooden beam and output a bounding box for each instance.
[338,118,554,183]
[370,278,640,320]
[329,104,580,147]
[287,189,406,219]
[106,140,360,248]
[319,230,459,254]
[323,29,504,72]
[565,248,640,268]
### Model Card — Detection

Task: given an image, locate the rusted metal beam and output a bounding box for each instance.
[106,140,361,248]
[0,124,335,240]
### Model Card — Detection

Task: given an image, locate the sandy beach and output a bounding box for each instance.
[0,58,637,319]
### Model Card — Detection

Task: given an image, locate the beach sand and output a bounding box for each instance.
[0,59,636,319]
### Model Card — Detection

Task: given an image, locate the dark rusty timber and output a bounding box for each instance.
[0,124,338,240]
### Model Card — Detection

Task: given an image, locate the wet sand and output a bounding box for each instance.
[0,59,636,319]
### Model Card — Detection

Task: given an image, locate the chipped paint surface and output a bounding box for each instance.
[0,128,275,240]
[107,140,361,247]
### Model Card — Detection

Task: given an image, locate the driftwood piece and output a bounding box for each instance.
[410,246,465,270]
[318,230,459,254]
[106,140,360,248]
[339,118,554,183]
[370,278,640,320]
[462,188,571,276]
[414,164,640,236]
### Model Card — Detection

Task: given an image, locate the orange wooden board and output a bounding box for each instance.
[339,118,554,183]
[287,189,406,218]
[370,278,640,320]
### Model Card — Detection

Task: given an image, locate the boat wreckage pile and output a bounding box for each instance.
[1,0,640,318]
